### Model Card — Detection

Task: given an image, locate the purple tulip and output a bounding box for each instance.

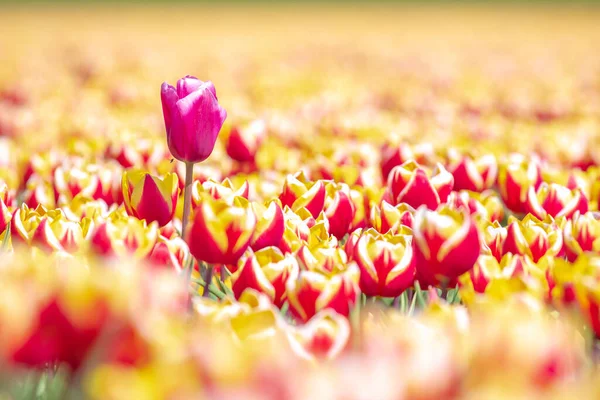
[161,76,227,163]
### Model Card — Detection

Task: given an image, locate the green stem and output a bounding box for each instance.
[182,162,195,307]
[181,161,194,238]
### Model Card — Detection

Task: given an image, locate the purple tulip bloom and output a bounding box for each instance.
[161,75,227,163]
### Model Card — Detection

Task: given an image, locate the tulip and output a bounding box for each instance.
[497,155,542,214]
[147,237,192,273]
[161,76,228,294]
[551,254,600,336]
[348,188,369,230]
[353,229,416,297]
[160,76,227,164]
[21,175,55,210]
[122,171,179,227]
[192,178,250,205]
[225,119,266,163]
[479,220,506,261]
[525,183,588,220]
[446,190,504,223]
[413,205,481,287]
[89,215,159,259]
[371,201,415,233]
[231,246,299,307]
[446,152,497,192]
[387,161,453,209]
[286,266,359,323]
[502,215,563,263]
[563,211,600,261]
[250,201,285,251]
[297,239,347,275]
[286,309,350,361]
[324,184,355,240]
[187,196,256,265]
[344,228,362,262]
[458,255,500,303]
[279,172,326,218]
[10,204,45,246]
[380,141,436,180]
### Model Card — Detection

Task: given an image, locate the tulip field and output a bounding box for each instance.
[2,3,600,399]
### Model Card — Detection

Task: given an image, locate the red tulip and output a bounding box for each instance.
[413,205,481,287]
[387,161,453,209]
[187,196,256,265]
[354,229,416,297]
[226,119,266,163]
[497,155,542,214]
[251,201,285,251]
[563,212,600,262]
[324,185,355,240]
[286,266,359,323]
[446,152,497,192]
[122,171,179,227]
[231,246,298,307]
[525,183,588,220]
[279,172,326,218]
[502,215,563,263]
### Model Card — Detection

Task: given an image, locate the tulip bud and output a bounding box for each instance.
[371,201,415,233]
[413,206,481,287]
[10,204,44,246]
[53,165,100,202]
[192,178,250,205]
[563,212,600,261]
[502,215,563,263]
[89,215,159,259]
[446,152,497,192]
[279,172,326,218]
[161,76,227,163]
[354,229,416,297]
[525,183,588,220]
[232,247,299,307]
[348,188,368,231]
[187,196,256,265]
[479,220,506,261]
[226,119,266,163]
[324,184,355,240]
[458,255,500,304]
[147,237,191,272]
[387,161,453,209]
[122,171,179,227]
[297,239,347,275]
[250,201,285,251]
[497,155,542,214]
[21,175,55,210]
[446,190,504,223]
[286,266,359,323]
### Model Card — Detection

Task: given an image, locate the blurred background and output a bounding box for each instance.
[0,0,599,158]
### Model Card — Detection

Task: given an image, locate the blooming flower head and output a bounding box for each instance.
[161,76,227,163]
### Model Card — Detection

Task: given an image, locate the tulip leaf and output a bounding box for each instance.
[414,282,427,309]
[408,289,418,316]
[215,276,233,296]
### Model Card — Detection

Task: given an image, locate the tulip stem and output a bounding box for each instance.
[181,162,194,238]
[202,265,214,298]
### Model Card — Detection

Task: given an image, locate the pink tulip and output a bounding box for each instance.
[160,76,227,163]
